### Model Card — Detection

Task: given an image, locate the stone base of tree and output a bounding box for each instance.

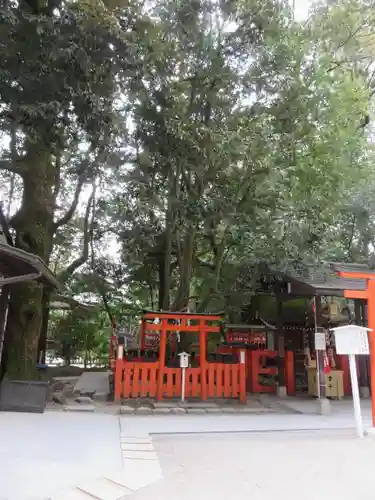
[0,379,49,414]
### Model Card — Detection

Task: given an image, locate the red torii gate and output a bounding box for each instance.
[331,263,375,426]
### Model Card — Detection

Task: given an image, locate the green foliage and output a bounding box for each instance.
[50,309,108,366]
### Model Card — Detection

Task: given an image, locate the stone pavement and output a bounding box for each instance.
[129,430,375,500]
[1,397,374,500]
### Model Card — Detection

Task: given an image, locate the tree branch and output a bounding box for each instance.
[53,164,88,230]
[0,159,25,176]
[58,183,97,282]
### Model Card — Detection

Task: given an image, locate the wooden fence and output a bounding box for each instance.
[114,360,246,402]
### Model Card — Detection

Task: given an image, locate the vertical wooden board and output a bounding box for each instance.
[239,359,247,403]
[123,364,132,398]
[114,360,123,401]
[231,364,239,397]
[175,369,182,396]
[132,365,141,397]
[193,368,201,397]
[149,366,158,397]
[164,369,172,397]
[208,364,215,398]
[185,369,191,398]
[215,364,224,397]
[223,364,231,398]
[139,367,147,397]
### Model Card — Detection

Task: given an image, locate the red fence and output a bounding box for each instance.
[114,360,246,402]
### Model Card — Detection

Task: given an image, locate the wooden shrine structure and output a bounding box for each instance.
[111,262,375,425]
[113,311,247,403]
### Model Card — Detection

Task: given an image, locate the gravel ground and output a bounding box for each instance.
[130,429,375,500]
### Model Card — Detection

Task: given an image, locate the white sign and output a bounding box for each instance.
[331,325,372,439]
[240,351,245,364]
[315,331,326,351]
[178,352,190,369]
[333,325,371,356]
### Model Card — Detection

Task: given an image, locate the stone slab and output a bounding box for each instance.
[154,407,171,414]
[111,460,163,491]
[170,407,186,414]
[206,408,223,414]
[154,401,178,408]
[63,404,96,412]
[180,401,218,409]
[76,478,131,499]
[120,436,152,444]
[187,408,207,414]
[121,442,154,451]
[122,450,157,460]
[120,406,135,414]
[47,488,96,500]
[135,406,153,414]
[73,371,110,396]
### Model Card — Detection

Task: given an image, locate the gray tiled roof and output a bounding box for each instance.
[282,264,367,294]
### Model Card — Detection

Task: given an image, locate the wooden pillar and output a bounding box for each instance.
[315,296,326,399]
[367,279,375,425]
[0,284,10,377]
[140,319,145,350]
[239,349,247,403]
[276,294,286,395]
[355,300,369,394]
[200,320,207,401]
[156,318,167,400]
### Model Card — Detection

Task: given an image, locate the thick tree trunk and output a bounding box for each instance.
[37,288,51,365]
[3,144,55,380]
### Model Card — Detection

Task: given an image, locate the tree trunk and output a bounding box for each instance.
[174,229,196,352]
[37,287,51,365]
[3,144,55,380]
[174,229,195,311]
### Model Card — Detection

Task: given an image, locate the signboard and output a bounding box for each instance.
[315,331,326,351]
[333,325,370,356]
[330,325,372,439]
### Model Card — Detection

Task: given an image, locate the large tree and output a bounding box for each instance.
[0,0,138,378]
[102,0,373,319]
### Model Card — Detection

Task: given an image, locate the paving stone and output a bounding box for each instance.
[220,407,237,413]
[122,450,157,460]
[92,392,108,402]
[107,461,163,491]
[47,488,94,500]
[120,405,135,415]
[76,478,131,499]
[52,392,66,405]
[170,407,186,414]
[187,408,207,414]
[154,407,172,414]
[180,401,218,409]
[135,406,153,414]
[120,436,151,444]
[75,395,94,404]
[206,408,223,414]
[121,442,154,451]
[153,401,177,408]
[63,404,96,412]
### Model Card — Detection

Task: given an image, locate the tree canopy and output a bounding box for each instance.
[1,0,375,375]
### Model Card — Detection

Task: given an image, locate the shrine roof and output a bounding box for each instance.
[329,262,375,275]
[0,242,61,289]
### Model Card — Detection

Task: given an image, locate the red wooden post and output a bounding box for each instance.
[239,349,247,403]
[140,319,145,350]
[114,345,124,401]
[367,279,375,426]
[156,318,167,400]
[200,320,208,400]
[285,350,295,395]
